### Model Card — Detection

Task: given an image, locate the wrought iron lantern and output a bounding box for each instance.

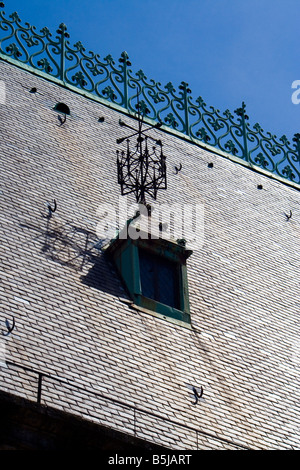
[116,101,167,204]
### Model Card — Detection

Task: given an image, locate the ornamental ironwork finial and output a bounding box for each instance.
[116,98,166,204]
[57,23,69,38]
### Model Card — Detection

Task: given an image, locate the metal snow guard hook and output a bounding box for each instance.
[192,386,203,405]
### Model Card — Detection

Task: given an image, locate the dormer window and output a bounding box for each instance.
[105,220,192,327]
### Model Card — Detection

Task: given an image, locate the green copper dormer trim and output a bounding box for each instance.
[1,5,300,188]
[105,225,192,326]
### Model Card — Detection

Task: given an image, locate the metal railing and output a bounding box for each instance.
[2,360,250,450]
[0,3,299,185]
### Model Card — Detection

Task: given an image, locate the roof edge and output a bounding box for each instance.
[1,52,299,192]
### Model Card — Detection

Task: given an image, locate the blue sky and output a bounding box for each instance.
[2,0,300,139]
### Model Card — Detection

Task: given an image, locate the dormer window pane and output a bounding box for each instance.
[139,249,180,309]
